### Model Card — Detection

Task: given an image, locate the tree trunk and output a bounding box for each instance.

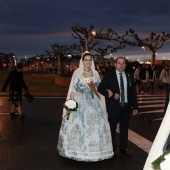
[100,54,105,66]
[57,53,61,75]
[151,51,156,65]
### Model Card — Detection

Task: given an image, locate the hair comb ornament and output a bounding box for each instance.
[82,51,90,57]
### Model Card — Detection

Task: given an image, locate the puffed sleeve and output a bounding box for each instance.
[65,70,79,101]
[94,70,101,87]
[69,71,78,92]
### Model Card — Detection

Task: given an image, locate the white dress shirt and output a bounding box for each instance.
[116,70,128,103]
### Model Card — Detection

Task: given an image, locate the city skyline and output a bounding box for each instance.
[1,0,170,60]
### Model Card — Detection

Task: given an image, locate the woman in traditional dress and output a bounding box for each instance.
[57,51,114,161]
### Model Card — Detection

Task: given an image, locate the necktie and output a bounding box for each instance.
[119,73,125,107]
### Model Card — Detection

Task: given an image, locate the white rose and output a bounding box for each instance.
[85,78,91,83]
[65,100,77,109]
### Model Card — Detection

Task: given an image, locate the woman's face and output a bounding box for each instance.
[83,55,92,69]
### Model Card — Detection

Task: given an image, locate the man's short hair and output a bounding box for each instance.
[115,56,126,63]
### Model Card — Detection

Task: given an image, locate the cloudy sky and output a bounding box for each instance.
[1,0,170,60]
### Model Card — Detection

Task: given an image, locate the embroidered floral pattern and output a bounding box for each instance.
[57,76,113,161]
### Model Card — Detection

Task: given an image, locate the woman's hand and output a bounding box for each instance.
[70,91,76,100]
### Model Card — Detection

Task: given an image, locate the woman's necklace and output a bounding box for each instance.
[83,68,91,77]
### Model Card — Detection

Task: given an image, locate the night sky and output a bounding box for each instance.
[1,0,170,60]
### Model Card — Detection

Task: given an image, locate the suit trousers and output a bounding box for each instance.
[108,103,130,151]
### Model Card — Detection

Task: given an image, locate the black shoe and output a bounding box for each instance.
[113,145,117,153]
[120,149,132,157]
[10,112,18,117]
[20,114,25,119]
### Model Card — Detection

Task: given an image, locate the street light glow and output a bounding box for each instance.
[91,31,96,36]
[142,46,146,62]
[67,54,72,58]
[142,46,145,50]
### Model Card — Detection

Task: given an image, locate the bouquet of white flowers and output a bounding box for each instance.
[63,99,78,120]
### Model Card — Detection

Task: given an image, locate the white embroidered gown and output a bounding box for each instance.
[57,70,113,161]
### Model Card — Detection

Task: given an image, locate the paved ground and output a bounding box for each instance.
[0,92,166,170]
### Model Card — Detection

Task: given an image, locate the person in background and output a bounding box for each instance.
[134,65,141,94]
[159,65,170,94]
[105,61,115,74]
[1,63,28,119]
[148,64,156,94]
[139,64,149,94]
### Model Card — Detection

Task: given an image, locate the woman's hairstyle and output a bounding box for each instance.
[82,51,92,61]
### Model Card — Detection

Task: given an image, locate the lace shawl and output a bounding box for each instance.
[62,51,107,118]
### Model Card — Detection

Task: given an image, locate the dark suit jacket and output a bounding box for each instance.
[98,71,138,115]
[1,69,28,92]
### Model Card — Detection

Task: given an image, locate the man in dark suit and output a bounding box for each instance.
[98,56,138,157]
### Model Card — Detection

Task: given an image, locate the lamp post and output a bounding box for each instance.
[142,46,145,63]
[84,30,96,52]
[13,56,17,66]
[67,54,72,72]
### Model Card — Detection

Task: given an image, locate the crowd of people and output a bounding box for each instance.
[97,60,169,96]
[134,63,170,95]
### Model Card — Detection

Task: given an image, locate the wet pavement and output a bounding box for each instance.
[0,96,164,170]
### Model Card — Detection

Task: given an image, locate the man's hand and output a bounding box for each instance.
[114,93,120,100]
[106,89,113,98]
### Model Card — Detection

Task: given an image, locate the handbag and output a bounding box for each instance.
[24,91,34,103]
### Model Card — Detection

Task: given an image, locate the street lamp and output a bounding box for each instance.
[91,31,96,36]
[13,56,17,65]
[142,46,145,63]
[67,54,72,72]
[85,30,96,52]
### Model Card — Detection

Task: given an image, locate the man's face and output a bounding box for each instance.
[115,58,126,72]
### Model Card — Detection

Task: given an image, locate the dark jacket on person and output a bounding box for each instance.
[98,71,138,113]
[148,67,156,80]
[139,68,148,80]
[1,69,28,92]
